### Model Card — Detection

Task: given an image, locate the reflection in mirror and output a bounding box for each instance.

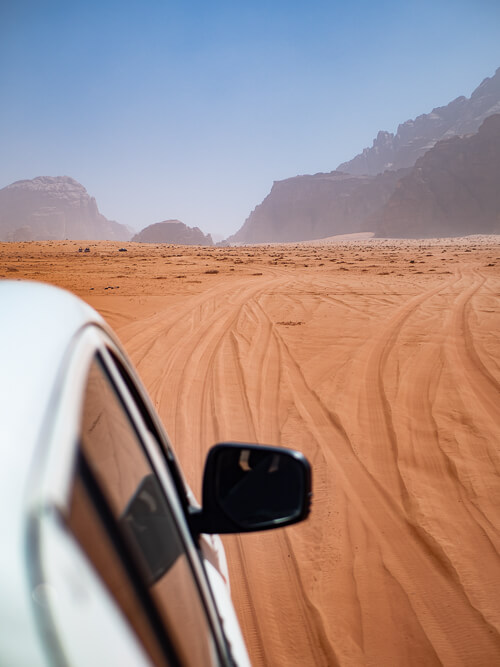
[215,448,305,528]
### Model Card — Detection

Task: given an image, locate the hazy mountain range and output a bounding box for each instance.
[1,67,499,243]
[0,177,211,245]
[374,113,500,238]
[231,67,500,242]
[0,176,132,242]
[132,220,213,245]
[338,67,500,175]
[228,170,407,243]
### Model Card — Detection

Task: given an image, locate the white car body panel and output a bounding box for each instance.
[39,515,154,667]
[0,280,250,666]
[0,282,102,667]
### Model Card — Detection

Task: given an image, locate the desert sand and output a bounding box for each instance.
[2,237,500,666]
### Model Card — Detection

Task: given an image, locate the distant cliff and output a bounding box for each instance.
[374,114,500,238]
[132,220,213,245]
[0,176,131,241]
[230,67,500,244]
[229,170,406,243]
[338,67,500,176]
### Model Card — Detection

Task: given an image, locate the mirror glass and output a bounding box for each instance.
[215,447,305,528]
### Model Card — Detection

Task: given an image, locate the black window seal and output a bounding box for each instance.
[104,347,190,513]
[91,350,232,666]
[77,449,182,667]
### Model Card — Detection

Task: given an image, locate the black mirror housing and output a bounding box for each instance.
[190,442,312,535]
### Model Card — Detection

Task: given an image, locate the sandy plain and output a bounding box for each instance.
[2,236,500,666]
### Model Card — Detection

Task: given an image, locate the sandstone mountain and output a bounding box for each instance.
[0,176,131,241]
[229,170,407,244]
[339,67,500,175]
[230,67,500,244]
[132,220,213,245]
[374,114,500,238]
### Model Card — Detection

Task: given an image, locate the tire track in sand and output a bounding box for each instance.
[219,278,457,664]
[148,277,291,664]
[357,273,463,511]
[262,273,500,664]
[392,269,500,641]
[117,266,500,665]
[226,298,340,665]
[449,268,500,426]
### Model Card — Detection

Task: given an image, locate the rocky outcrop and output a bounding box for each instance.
[229,169,407,244]
[0,176,131,241]
[374,114,500,238]
[338,68,500,175]
[229,67,500,244]
[132,220,213,245]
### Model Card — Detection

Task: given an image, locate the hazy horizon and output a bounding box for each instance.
[1,0,499,238]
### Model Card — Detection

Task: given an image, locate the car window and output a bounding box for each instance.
[77,356,219,667]
[67,461,170,667]
[106,349,188,507]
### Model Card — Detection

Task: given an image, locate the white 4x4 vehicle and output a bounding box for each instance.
[0,281,311,666]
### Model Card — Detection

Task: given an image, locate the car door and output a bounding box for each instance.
[34,326,233,666]
[78,338,236,665]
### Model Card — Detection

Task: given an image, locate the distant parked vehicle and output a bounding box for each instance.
[0,281,312,666]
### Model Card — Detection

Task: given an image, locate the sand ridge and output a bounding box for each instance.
[2,237,500,665]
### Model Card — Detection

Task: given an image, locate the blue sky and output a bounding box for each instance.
[1,1,499,238]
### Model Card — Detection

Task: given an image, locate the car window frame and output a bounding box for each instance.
[68,449,179,667]
[27,323,234,667]
[89,346,231,663]
[101,343,192,514]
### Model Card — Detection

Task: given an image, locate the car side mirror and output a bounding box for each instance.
[189,442,312,535]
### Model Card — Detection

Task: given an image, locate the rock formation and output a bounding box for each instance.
[374,114,500,238]
[230,67,500,244]
[132,220,213,245]
[0,176,131,241]
[338,67,500,176]
[229,170,407,244]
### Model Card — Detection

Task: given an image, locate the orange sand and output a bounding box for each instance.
[2,237,500,665]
